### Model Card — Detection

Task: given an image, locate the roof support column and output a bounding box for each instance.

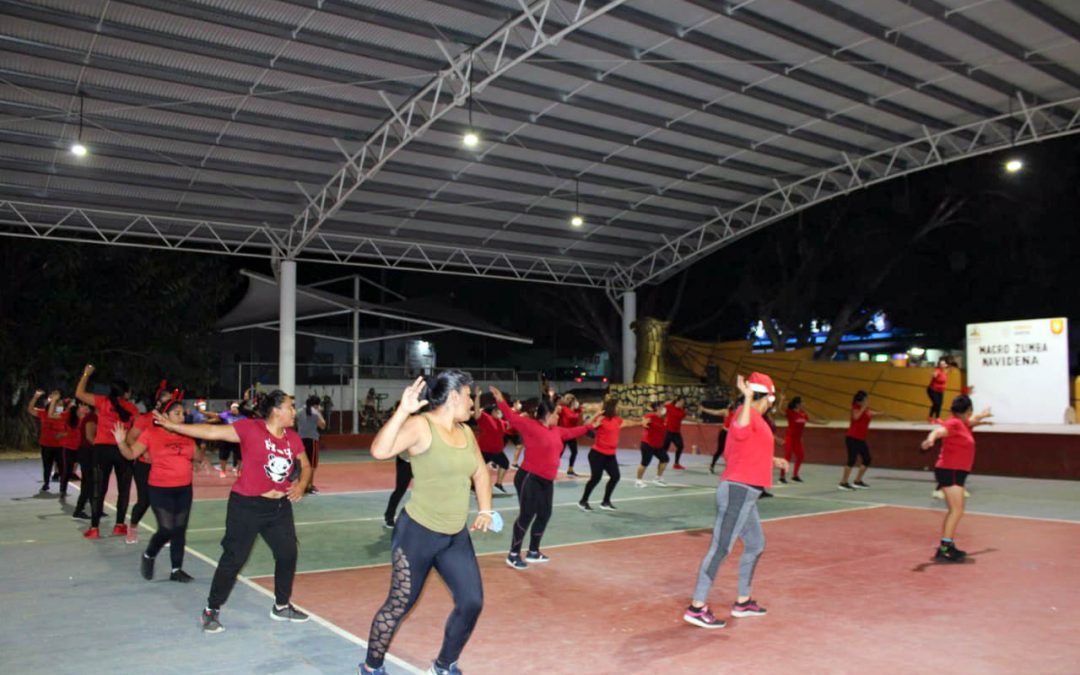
[622,290,637,384]
[278,258,297,395]
[352,275,360,434]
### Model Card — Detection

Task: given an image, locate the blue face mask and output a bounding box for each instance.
[487,511,504,533]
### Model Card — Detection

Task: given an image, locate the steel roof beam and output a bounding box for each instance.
[1008,0,1080,44]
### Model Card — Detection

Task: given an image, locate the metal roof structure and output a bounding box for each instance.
[2,0,1080,294]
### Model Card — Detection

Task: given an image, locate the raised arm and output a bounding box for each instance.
[491,386,530,431]
[152,410,240,443]
[74,364,96,407]
[370,377,430,460]
[473,388,483,422]
[920,425,949,450]
[558,424,593,442]
[27,389,44,416]
[970,407,993,427]
[698,405,729,417]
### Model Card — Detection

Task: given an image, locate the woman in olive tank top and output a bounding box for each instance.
[359,371,494,675]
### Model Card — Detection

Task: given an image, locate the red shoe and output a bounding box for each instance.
[83,527,100,539]
[112,523,128,536]
[673,464,686,470]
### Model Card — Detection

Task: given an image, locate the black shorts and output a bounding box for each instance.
[639,442,669,467]
[934,468,969,487]
[844,437,871,467]
[482,451,509,470]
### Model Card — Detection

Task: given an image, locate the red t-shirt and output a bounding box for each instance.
[557,405,581,428]
[475,412,506,455]
[930,368,948,393]
[784,409,808,441]
[231,418,304,496]
[499,400,589,480]
[35,408,69,447]
[847,405,872,440]
[721,406,775,488]
[76,413,97,450]
[92,394,139,445]
[132,412,156,464]
[593,416,623,456]
[60,417,82,450]
[936,417,976,472]
[723,411,735,430]
[138,425,197,488]
[664,404,686,433]
[642,412,666,448]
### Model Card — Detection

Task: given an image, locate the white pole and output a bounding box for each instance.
[622,290,637,384]
[279,259,297,395]
[352,276,360,434]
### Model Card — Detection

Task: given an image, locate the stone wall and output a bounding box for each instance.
[607,383,731,419]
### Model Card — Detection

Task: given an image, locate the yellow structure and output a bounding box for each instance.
[665,334,963,421]
[633,317,699,385]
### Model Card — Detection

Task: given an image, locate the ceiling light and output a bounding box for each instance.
[570,178,584,227]
[462,131,479,147]
[1004,159,1023,173]
[462,51,479,148]
[70,92,87,158]
[570,214,584,227]
[70,142,87,157]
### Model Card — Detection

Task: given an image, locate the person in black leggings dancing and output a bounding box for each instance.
[360,373,494,675]
[125,384,177,545]
[702,400,734,474]
[579,398,641,511]
[27,388,69,496]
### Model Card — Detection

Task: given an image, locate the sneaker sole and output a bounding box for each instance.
[269,610,310,622]
[505,558,528,570]
[577,504,591,512]
[599,505,616,511]
[731,610,768,618]
[683,615,726,629]
[202,624,225,634]
[837,486,855,491]
[525,558,550,564]
[852,485,870,490]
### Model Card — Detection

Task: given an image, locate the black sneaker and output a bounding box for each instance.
[383,519,394,529]
[852,480,870,489]
[505,554,528,570]
[599,502,617,511]
[39,485,50,493]
[838,483,855,491]
[73,510,90,520]
[140,554,154,581]
[270,603,310,622]
[525,551,550,563]
[52,471,61,481]
[760,490,774,498]
[934,545,965,563]
[578,501,592,512]
[201,608,224,633]
[495,483,507,493]
[779,477,788,484]
[169,569,194,583]
[566,470,578,477]
[792,476,803,483]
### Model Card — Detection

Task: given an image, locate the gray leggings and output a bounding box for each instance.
[693,481,765,603]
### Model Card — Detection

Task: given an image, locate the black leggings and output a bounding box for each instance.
[384,456,413,523]
[208,493,297,610]
[562,438,579,470]
[146,484,193,570]
[74,446,93,513]
[511,471,554,556]
[91,444,133,528]
[927,387,944,419]
[664,431,685,464]
[710,430,728,469]
[482,451,509,471]
[130,460,151,527]
[302,437,319,469]
[364,511,482,671]
[581,450,620,504]
[40,445,67,493]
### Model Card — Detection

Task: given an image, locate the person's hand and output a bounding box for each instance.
[488,386,505,403]
[111,422,126,446]
[32,389,44,399]
[82,364,95,378]
[399,377,429,414]
[920,438,934,451]
[736,374,753,399]
[151,409,173,429]
[286,481,305,503]
[470,512,493,532]
[773,457,789,472]
[979,407,993,419]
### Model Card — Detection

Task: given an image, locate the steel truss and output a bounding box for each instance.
[286,0,631,257]
[608,94,1080,291]
[0,200,615,287]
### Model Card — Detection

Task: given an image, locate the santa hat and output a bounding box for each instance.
[195,398,207,409]
[747,372,776,402]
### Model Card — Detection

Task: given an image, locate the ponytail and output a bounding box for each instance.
[109,380,132,423]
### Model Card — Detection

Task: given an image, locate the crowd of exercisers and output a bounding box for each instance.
[25,360,988,675]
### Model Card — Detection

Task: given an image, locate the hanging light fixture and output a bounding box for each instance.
[462,52,479,148]
[570,179,584,227]
[70,92,87,157]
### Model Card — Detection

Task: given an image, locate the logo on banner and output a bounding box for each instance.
[1051,319,1065,335]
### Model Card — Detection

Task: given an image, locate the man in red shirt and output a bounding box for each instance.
[683,373,788,629]
[635,402,669,487]
[663,397,689,470]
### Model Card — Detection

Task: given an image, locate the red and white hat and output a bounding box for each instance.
[195,398,207,409]
[747,372,776,402]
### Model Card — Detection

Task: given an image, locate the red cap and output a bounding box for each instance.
[747,372,776,402]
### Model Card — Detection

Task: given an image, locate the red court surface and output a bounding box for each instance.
[255,506,1080,675]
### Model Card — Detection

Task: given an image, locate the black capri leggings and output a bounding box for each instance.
[639,441,669,467]
[562,438,579,470]
[146,484,193,570]
[663,431,685,464]
[40,445,67,493]
[927,387,944,419]
[384,456,413,523]
[301,437,319,469]
[511,471,554,556]
[845,437,871,468]
[363,510,482,671]
[710,429,728,469]
[91,443,133,528]
[581,450,620,504]
[219,442,240,466]
[482,451,510,471]
[130,460,151,527]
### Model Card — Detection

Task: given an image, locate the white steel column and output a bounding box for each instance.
[278,259,297,395]
[352,275,360,434]
[621,291,637,384]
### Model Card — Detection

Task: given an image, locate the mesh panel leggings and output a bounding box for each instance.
[207,493,297,610]
[91,444,133,528]
[130,460,151,526]
[581,450,620,504]
[364,511,483,670]
[145,484,193,570]
[692,481,765,602]
[510,471,554,556]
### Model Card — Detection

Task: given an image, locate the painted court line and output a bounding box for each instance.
[768,491,1080,525]
[263,502,884,579]
[68,482,425,675]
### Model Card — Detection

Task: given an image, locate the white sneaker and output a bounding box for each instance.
[653,478,667,486]
[932,489,944,500]
[635,479,647,488]
[964,489,971,498]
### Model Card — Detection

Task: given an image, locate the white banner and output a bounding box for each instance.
[965,317,1070,424]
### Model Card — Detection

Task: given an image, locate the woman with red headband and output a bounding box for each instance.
[125,383,182,545]
[114,397,205,582]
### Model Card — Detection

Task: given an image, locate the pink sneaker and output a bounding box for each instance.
[218,469,227,478]
[731,599,767,617]
[683,604,726,629]
[126,526,139,545]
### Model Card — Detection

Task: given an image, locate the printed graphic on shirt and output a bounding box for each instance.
[263,437,295,483]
